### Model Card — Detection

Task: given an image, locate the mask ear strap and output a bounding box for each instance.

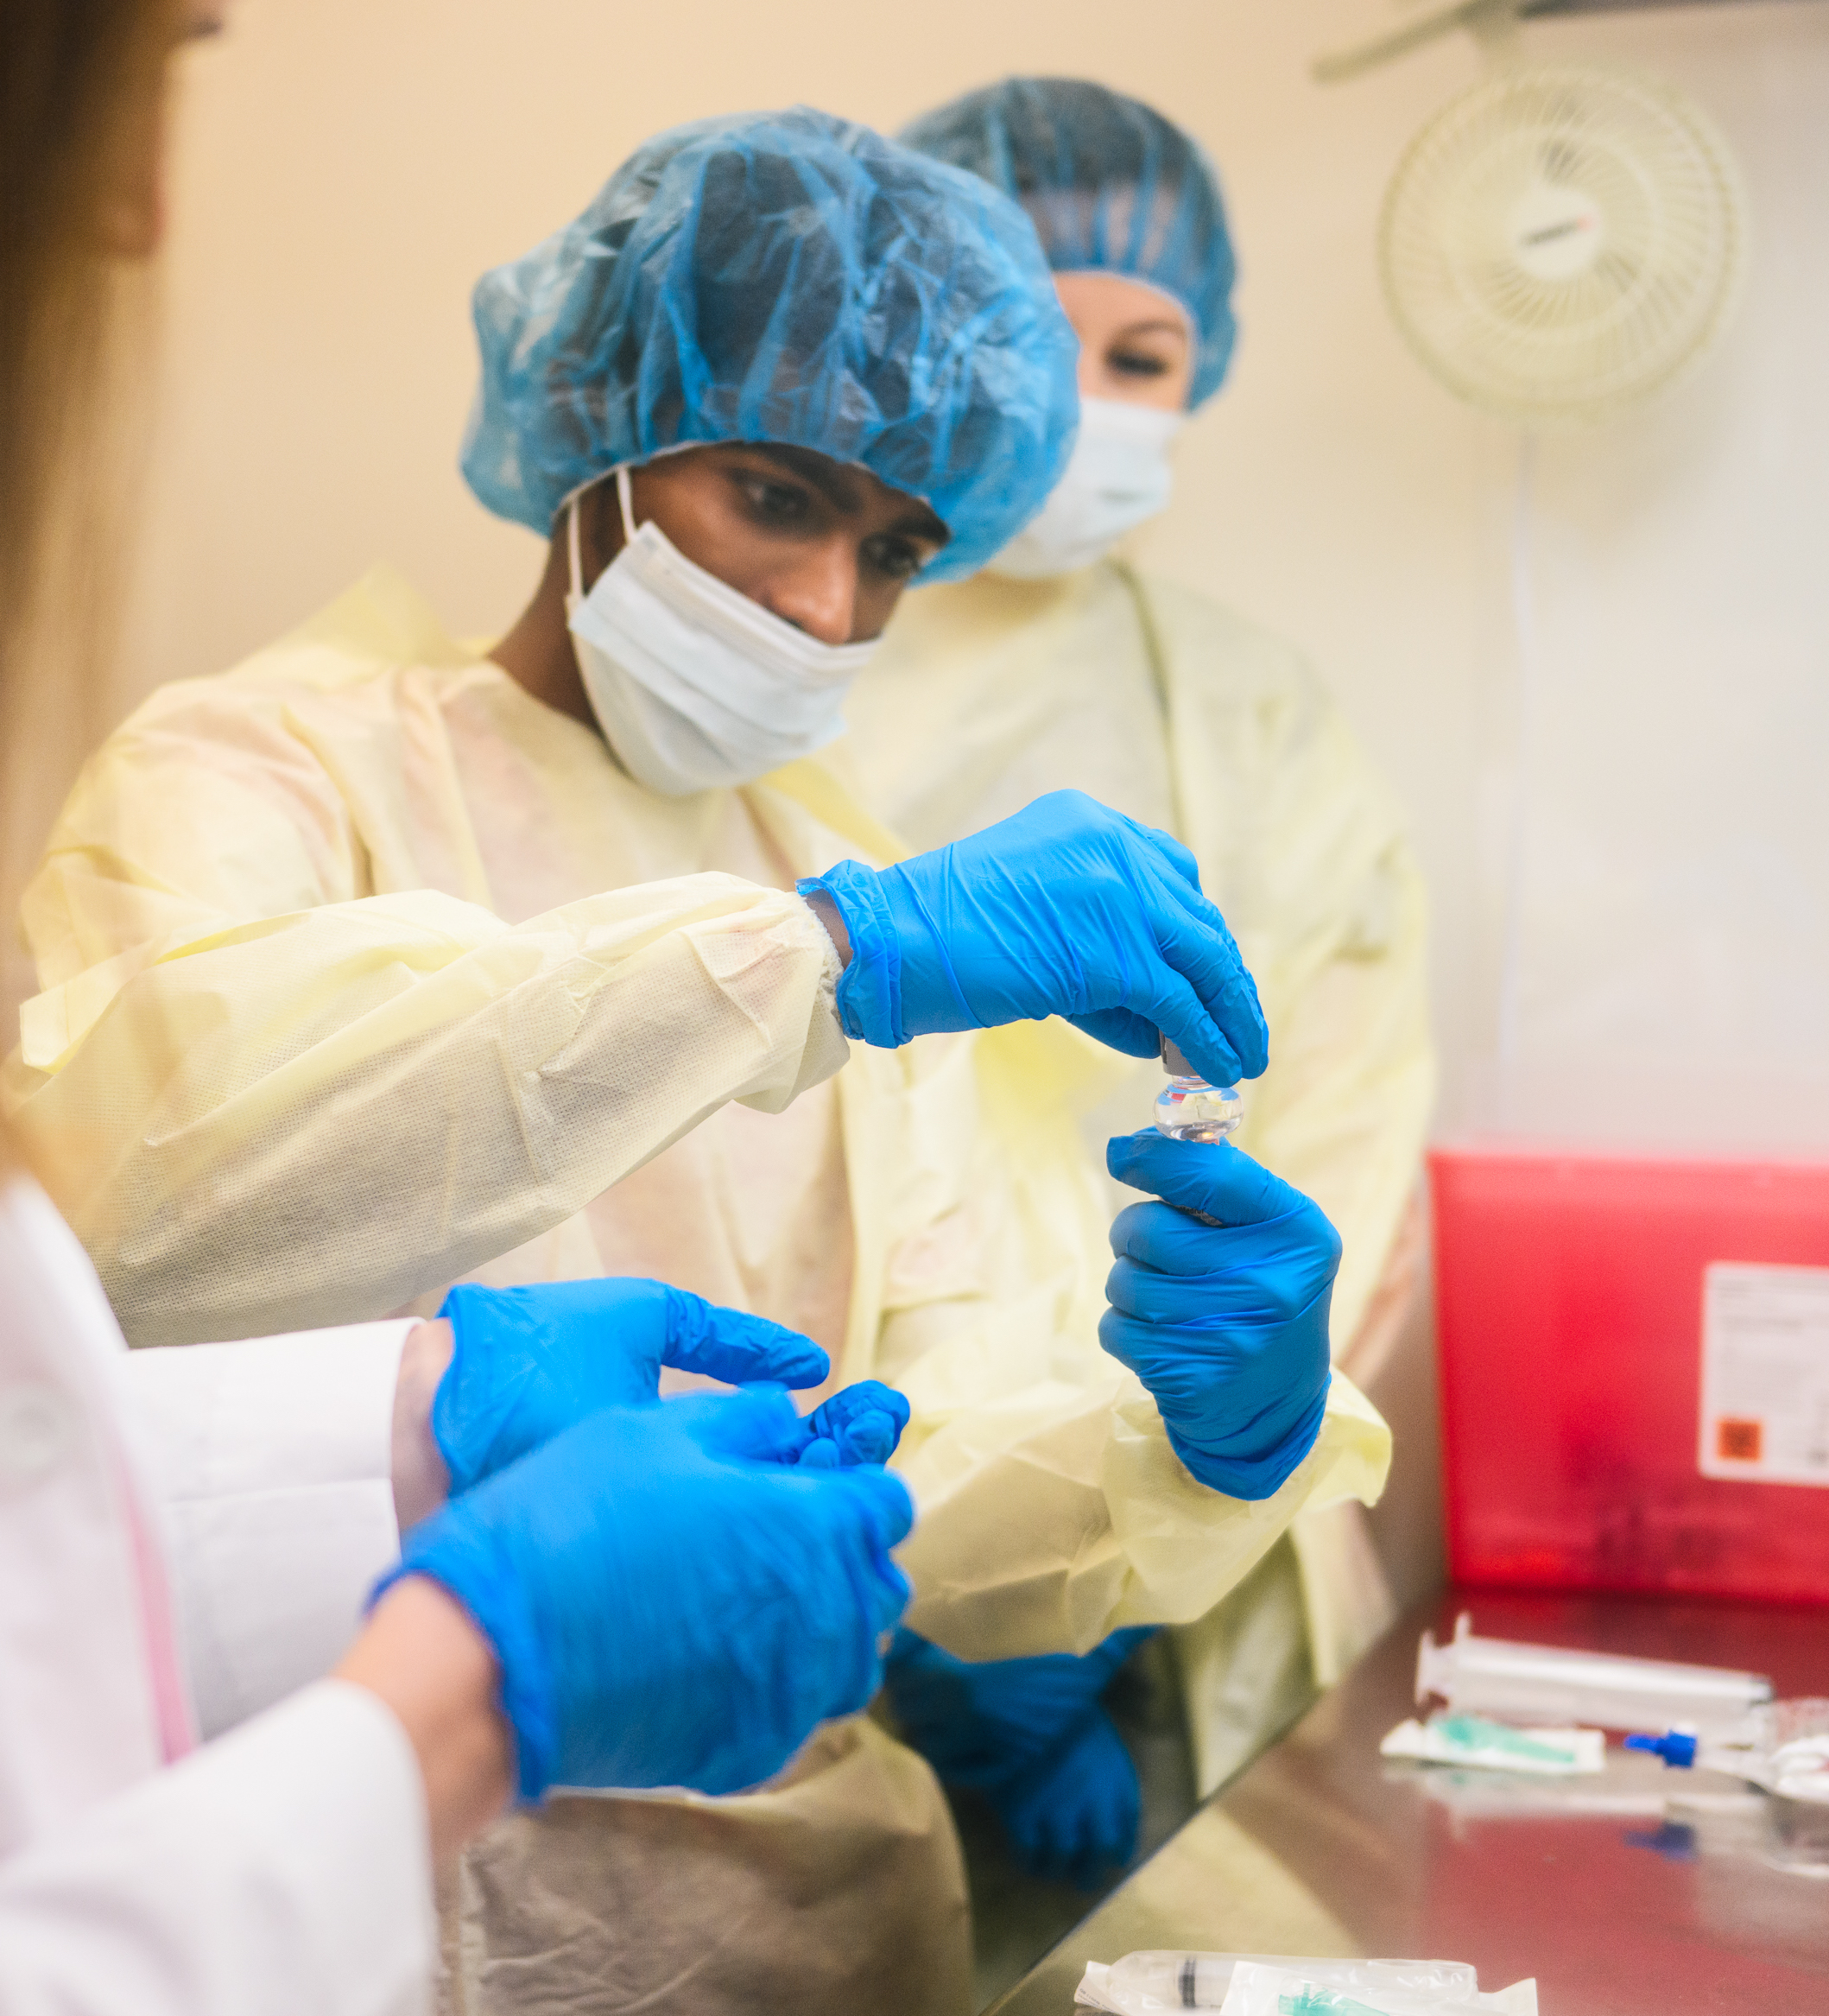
[566,495,584,603]
[616,464,638,546]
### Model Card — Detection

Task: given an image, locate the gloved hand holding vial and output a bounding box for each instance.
[1103,1130,1339,1499]
[800,789,1269,1094]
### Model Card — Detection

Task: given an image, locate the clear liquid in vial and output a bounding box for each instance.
[1155,1036,1243,1144]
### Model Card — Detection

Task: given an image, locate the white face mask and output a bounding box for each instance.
[989,397,1184,580]
[565,466,878,797]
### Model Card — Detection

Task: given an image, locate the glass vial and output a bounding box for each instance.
[1155,1035,1243,1143]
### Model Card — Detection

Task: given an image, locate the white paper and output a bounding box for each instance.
[1698,1263,1829,1487]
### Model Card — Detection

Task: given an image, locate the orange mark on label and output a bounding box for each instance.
[1716,1418,1763,1463]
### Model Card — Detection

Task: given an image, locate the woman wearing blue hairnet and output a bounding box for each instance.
[11,105,1390,2014]
[842,75,1436,1937]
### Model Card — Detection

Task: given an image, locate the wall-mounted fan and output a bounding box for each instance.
[1317,1,1748,425]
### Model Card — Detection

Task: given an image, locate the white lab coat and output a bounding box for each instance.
[0,1171,437,2013]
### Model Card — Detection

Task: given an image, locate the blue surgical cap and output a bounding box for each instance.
[901,79,1237,410]
[461,106,1079,581]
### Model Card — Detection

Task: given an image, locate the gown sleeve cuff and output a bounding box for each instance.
[798,862,907,1048]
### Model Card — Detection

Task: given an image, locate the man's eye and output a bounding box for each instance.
[737,476,813,524]
[863,535,926,583]
[1108,348,1171,378]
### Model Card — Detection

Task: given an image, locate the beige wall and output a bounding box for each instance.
[29,0,1829,1160]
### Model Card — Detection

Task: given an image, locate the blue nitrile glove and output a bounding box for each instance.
[378,1390,914,1801]
[799,790,1268,1091]
[884,1626,1155,1889]
[795,1379,912,1468]
[1101,1132,1338,1499]
[433,1278,908,1493]
[996,1707,1142,1892]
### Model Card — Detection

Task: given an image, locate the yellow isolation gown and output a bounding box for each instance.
[8,567,1389,2015]
[843,560,1437,1785]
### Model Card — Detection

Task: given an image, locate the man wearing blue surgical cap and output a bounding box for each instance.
[843,76,1433,1927]
[13,105,1391,2015]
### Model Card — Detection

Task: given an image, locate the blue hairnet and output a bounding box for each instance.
[901,79,1237,409]
[462,106,1079,581]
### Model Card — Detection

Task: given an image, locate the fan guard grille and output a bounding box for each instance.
[1379,67,1746,425]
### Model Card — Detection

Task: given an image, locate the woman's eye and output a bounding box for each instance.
[1108,348,1171,378]
[863,535,926,583]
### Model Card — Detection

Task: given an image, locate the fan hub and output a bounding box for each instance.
[1509,182,1604,283]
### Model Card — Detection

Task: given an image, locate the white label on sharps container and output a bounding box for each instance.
[1699,1263,1829,1487]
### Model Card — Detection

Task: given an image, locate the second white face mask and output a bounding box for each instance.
[566,466,878,797]
[989,397,1183,580]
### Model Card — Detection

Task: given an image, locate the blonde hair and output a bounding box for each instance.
[0,0,175,1175]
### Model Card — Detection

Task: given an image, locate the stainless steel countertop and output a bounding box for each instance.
[988,1589,1829,2014]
